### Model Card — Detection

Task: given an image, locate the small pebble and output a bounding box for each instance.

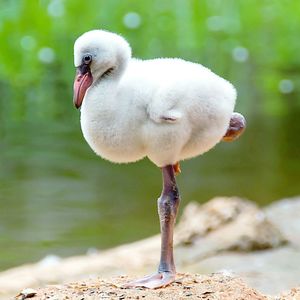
[184,286,192,289]
[16,288,37,299]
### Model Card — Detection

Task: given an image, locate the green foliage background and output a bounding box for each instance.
[0,0,299,125]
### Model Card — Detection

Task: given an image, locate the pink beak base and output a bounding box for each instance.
[73,71,93,109]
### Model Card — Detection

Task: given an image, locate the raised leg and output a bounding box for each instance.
[222,112,246,142]
[124,165,180,289]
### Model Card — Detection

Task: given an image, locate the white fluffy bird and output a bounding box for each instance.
[73,30,245,289]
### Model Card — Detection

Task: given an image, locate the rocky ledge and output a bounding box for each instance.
[16,273,270,300]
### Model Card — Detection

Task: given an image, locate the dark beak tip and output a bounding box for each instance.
[73,96,80,109]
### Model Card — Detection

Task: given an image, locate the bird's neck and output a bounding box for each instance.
[91,49,130,90]
[81,78,121,124]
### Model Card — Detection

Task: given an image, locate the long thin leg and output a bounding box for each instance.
[158,165,180,274]
[124,165,180,289]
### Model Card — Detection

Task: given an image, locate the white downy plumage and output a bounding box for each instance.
[74,30,236,167]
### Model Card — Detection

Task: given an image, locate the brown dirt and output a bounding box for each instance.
[20,273,271,300]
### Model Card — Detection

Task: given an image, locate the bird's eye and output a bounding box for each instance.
[83,54,92,64]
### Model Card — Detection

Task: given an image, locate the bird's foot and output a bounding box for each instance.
[123,272,176,289]
[222,112,246,142]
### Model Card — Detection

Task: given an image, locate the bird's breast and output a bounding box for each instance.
[80,110,146,164]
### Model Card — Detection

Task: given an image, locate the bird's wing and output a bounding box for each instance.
[159,110,182,123]
[148,108,182,124]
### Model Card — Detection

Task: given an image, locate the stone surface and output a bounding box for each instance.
[265,196,300,247]
[23,273,270,300]
[280,287,300,300]
[183,247,300,295]
[175,197,286,261]
[176,197,283,249]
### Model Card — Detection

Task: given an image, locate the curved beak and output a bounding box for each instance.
[73,65,93,109]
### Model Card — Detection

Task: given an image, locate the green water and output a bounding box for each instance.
[0,113,299,271]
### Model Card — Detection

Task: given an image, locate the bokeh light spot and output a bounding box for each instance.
[20,36,36,50]
[206,16,224,32]
[47,0,65,17]
[279,79,294,94]
[38,47,56,64]
[232,47,249,62]
[123,12,141,29]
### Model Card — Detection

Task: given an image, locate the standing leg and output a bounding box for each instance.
[125,165,180,289]
[158,165,180,276]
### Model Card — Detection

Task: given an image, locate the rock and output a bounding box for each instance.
[174,197,286,265]
[280,287,300,300]
[176,197,254,244]
[183,247,300,295]
[15,288,37,299]
[174,197,300,296]
[27,273,270,300]
[175,197,286,250]
[265,196,300,246]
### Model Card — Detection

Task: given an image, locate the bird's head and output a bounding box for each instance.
[73,30,132,109]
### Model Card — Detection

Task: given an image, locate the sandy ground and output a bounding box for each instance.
[16,273,270,300]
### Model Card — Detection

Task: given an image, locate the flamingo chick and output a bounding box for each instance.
[73,30,245,289]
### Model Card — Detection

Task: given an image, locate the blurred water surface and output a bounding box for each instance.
[0,111,299,270]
